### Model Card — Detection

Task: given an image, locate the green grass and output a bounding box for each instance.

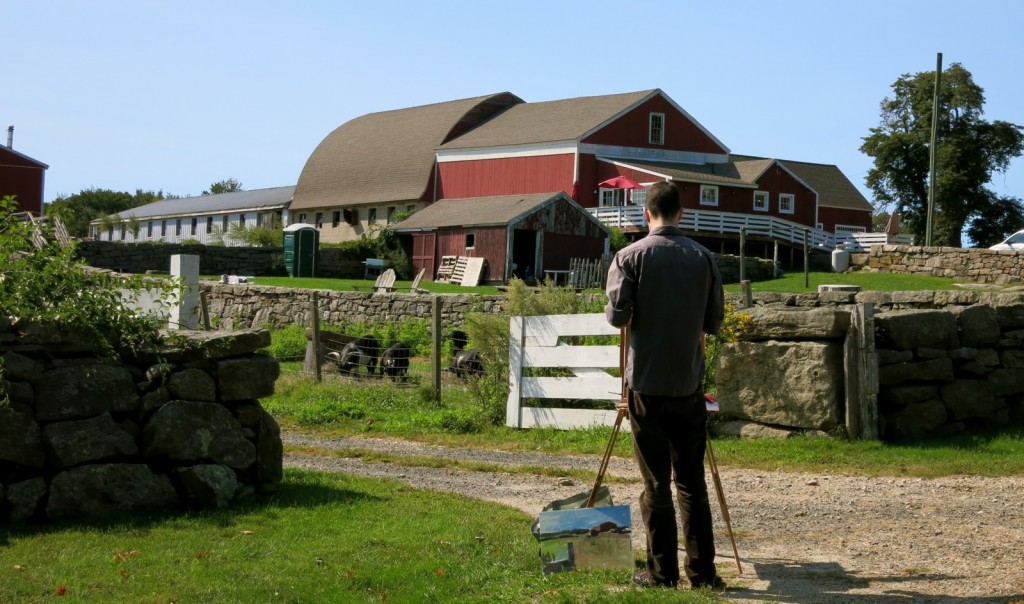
[0,469,715,604]
[265,367,1024,479]
[725,269,965,294]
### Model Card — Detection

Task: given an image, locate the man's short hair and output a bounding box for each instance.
[645,181,681,219]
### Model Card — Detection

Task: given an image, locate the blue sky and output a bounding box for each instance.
[7,0,1023,209]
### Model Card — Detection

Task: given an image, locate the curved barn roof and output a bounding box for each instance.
[290,92,523,211]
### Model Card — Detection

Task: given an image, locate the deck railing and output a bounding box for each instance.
[588,206,914,251]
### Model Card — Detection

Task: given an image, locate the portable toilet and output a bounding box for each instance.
[283,223,319,277]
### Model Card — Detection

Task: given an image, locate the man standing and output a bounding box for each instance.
[605,180,725,590]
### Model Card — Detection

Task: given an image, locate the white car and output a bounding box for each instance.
[989,229,1024,251]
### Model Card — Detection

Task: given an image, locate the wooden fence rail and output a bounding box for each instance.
[506,313,625,430]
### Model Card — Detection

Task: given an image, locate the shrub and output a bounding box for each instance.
[0,195,171,356]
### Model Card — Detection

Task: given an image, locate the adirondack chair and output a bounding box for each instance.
[353,268,396,293]
[373,268,396,293]
[398,268,427,293]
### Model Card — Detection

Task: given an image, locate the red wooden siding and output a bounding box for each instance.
[436,226,508,281]
[583,95,727,155]
[437,154,575,200]
[0,148,45,215]
[819,207,872,233]
[542,232,605,270]
[411,232,437,279]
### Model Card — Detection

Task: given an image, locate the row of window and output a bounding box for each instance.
[296,205,416,229]
[100,213,270,240]
[599,183,796,214]
[697,185,794,213]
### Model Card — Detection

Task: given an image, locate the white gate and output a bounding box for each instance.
[506,313,626,430]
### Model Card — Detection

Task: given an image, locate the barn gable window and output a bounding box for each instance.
[332,211,341,228]
[387,207,395,224]
[779,193,795,214]
[649,112,665,145]
[368,208,377,225]
[699,185,719,207]
[315,212,323,228]
[465,233,475,249]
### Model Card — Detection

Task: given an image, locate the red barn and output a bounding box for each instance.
[0,134,48,215]
[291,89,876,283]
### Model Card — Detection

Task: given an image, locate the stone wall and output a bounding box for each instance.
[77,241,285,276]
[868,244,1024,285]
[0,322,283,523]
[202,284,507,330]
[715,299,1024,441]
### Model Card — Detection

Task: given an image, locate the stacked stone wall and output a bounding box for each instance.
[0,323,283,523]
[868,244,1024,285]
[714,298,1024,441]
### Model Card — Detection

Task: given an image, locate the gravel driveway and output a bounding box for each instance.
[283,432,1024,603]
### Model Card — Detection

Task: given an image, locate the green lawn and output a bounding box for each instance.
[0,469,715,604]
[724,269,964,294]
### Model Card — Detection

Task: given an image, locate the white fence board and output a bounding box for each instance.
[520,376,621,400]
[506,313,626,430]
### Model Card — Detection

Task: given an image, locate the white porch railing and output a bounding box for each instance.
[836,232,915,252]
[588,206,912,251]
[506,314,626,430]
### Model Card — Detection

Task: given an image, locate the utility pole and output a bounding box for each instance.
[926,52,942,247]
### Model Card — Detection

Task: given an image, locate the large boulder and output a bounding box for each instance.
[35,364,138,421]
[46,464,178,520]
[175,464,238,508]
[717,340,844,431]
[0,407,45,469]
[7,477,47,523]
[949,305,1001,347]
[141,401,256,470]
[734,306,850,341]
[166,368,217,402]
[883,398,948,441]
[255,408,283,486]
[216,353,280,401]
[875,310,959,350]
[42,413,139,469]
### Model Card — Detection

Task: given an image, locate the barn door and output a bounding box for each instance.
[413,232,436,280]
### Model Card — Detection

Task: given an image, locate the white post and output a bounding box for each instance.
[169,254,200,329]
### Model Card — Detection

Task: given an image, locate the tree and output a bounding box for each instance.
[861,63,1024,247]
[45,188,169,238]
[203,179,243,195]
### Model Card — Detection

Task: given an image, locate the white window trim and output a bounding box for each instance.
[599,188,626,207]
[699,185,719,207]
[779,193,795,214]
[835,224,867,233]
[753,190,769,212]
[649,112,665,145]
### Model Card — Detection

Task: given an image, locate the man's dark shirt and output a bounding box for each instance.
[605,225,725,397]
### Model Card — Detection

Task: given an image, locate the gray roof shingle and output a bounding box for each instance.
[106,185,294,221]
[290,92,523,211]
[393,192,570,230]
[438,90,657,149]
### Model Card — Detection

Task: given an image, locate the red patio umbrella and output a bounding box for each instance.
[598,175,645,190]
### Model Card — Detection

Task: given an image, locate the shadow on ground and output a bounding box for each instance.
[722,558,1023,604]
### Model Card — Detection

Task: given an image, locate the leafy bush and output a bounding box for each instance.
[0,195,171,356]
[265,324,310,361]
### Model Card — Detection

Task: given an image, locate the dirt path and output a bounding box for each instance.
[283,433,1024,603]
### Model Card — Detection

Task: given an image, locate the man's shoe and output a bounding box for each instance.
[632,569,677,588]
[690,575,726,591]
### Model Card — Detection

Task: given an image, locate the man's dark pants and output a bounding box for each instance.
[628,390,717,586]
